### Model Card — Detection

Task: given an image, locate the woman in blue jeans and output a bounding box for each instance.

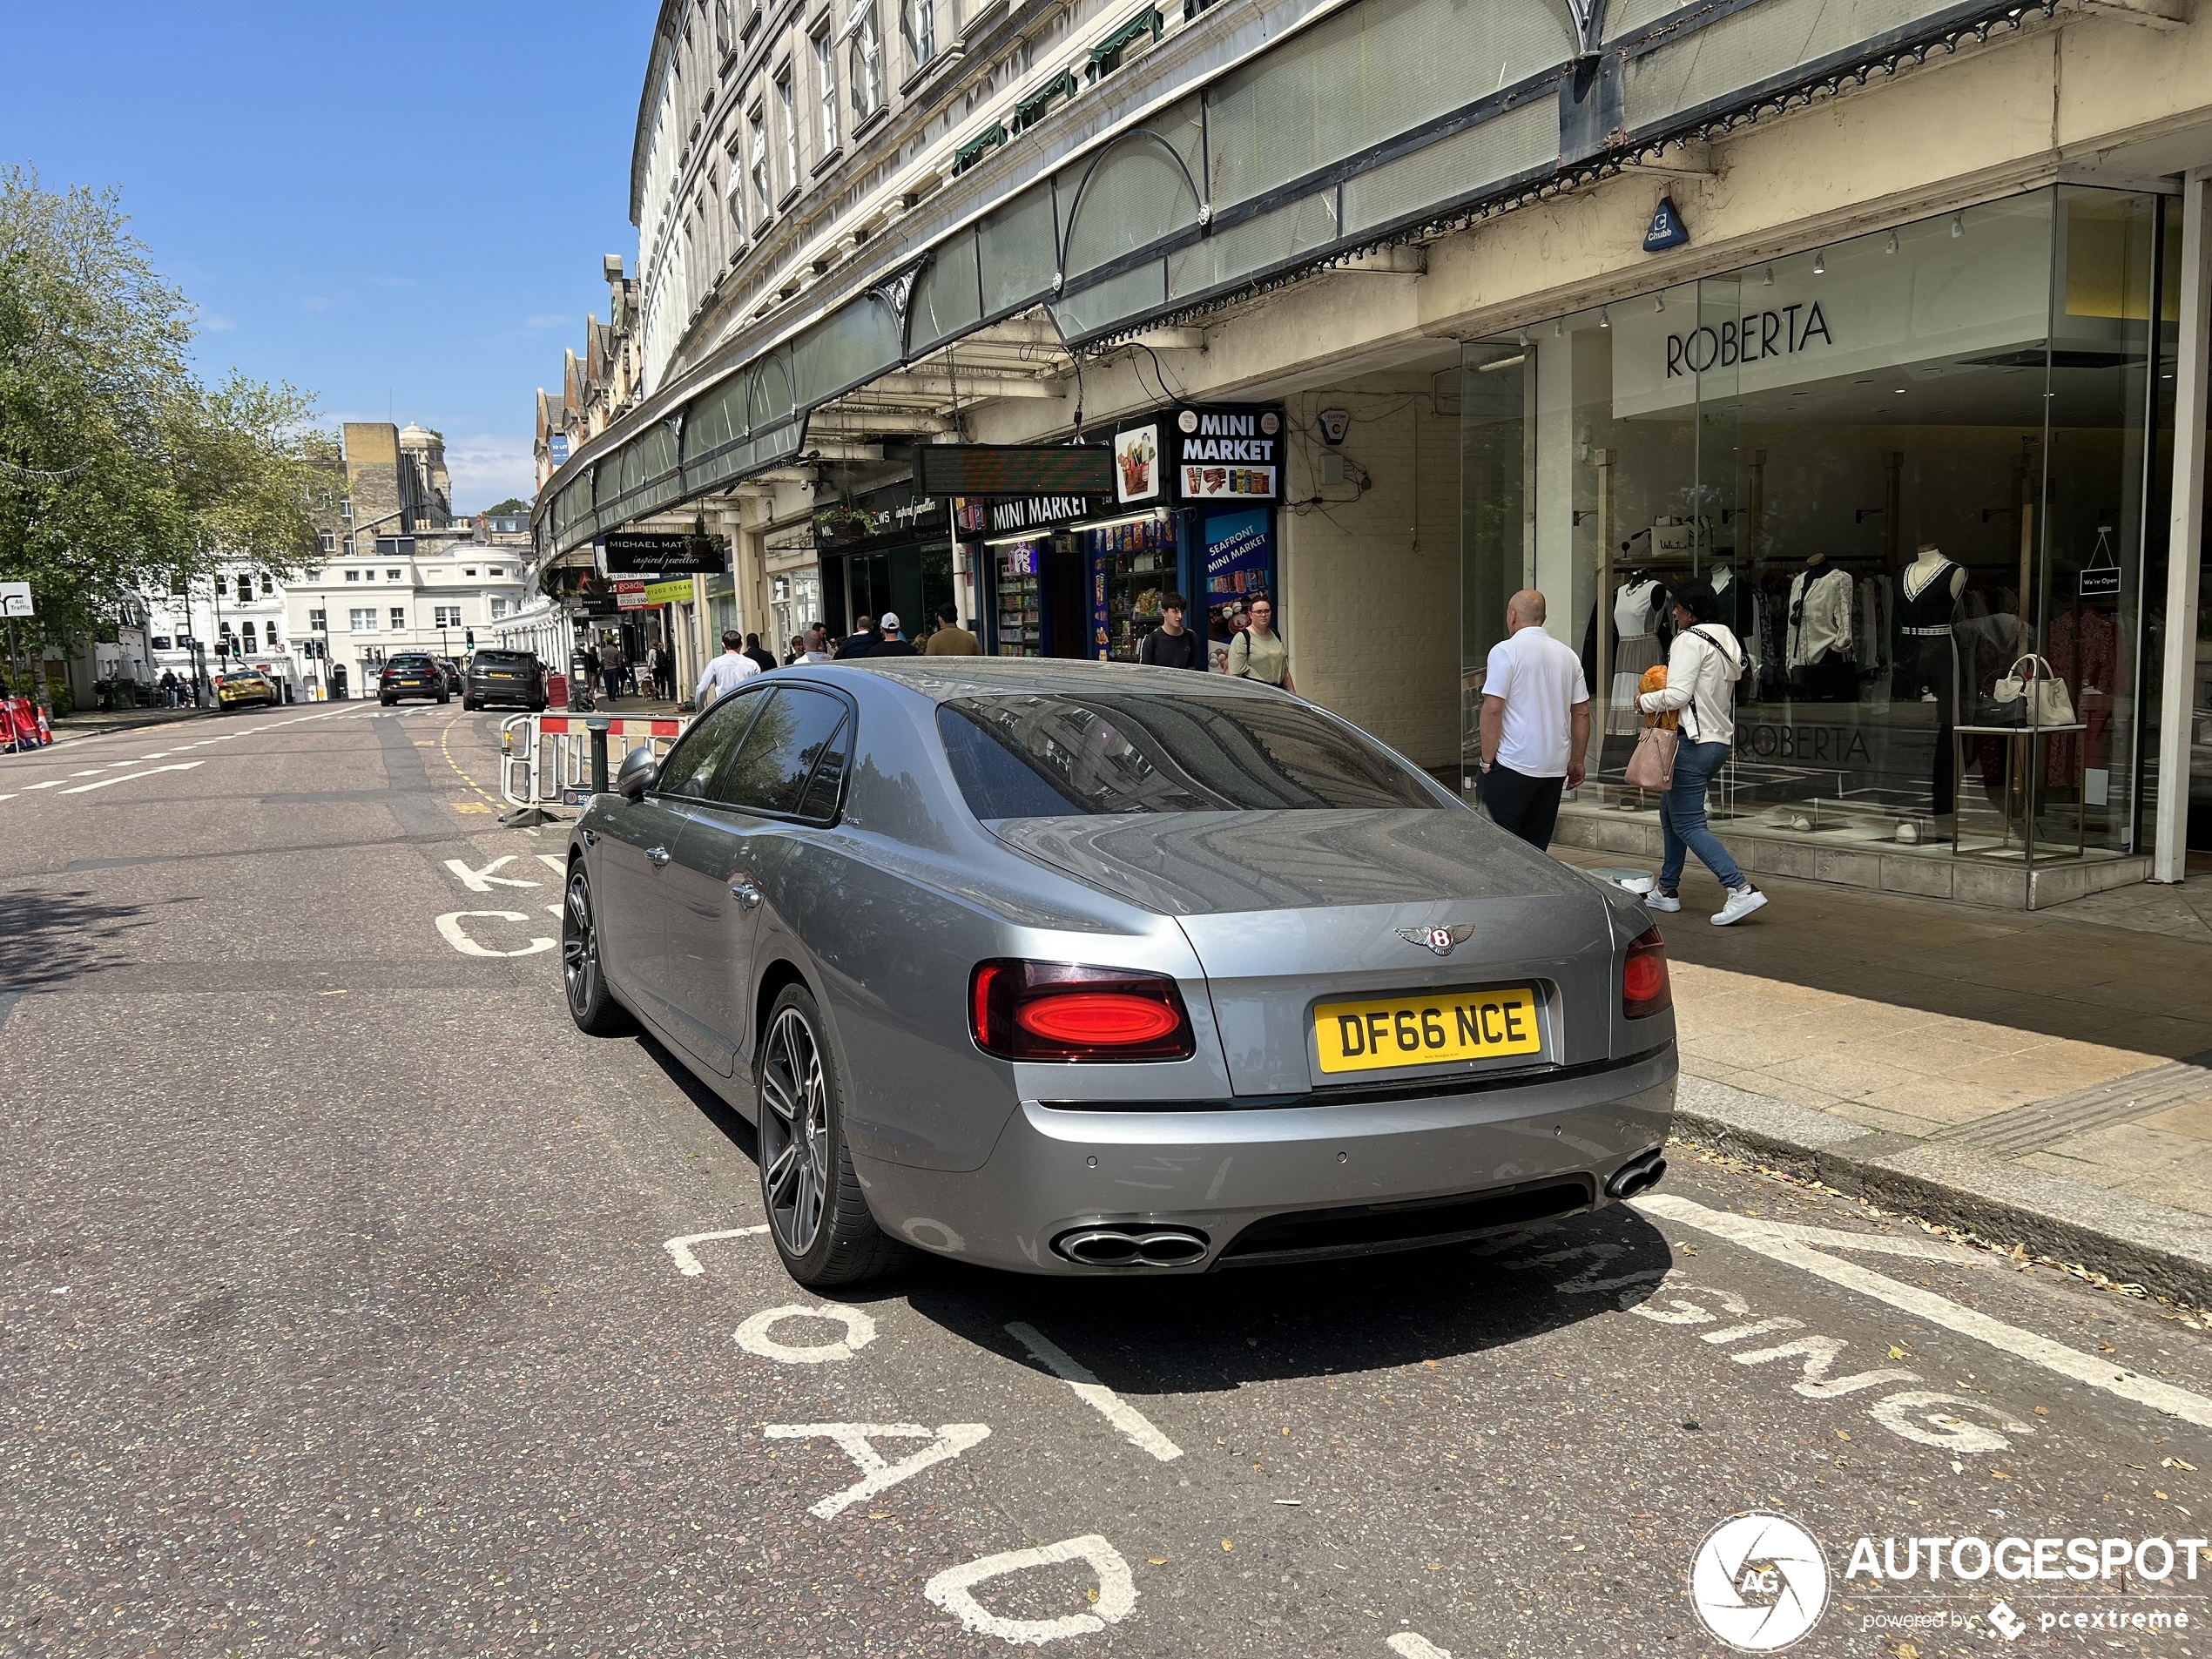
[1635,579,1769,927]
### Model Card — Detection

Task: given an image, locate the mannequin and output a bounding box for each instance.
[1787,551,1856,703]
[1608,572,1667,735]
[1894,542,1965,817]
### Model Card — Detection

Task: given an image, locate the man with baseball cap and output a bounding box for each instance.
[869,611,919,658]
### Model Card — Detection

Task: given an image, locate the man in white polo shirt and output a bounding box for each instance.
[1475,590,1589,849]
[694,629,762,709]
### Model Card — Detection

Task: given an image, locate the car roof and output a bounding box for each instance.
[799,657,1285,707]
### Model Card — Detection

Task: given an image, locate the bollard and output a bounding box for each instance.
[586,718,611,793]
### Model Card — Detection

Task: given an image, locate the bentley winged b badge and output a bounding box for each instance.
[1397,923,1474,957]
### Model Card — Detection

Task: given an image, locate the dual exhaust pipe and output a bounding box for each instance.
[1606,1147,1668,1201]
[1053,1225,1211,1268]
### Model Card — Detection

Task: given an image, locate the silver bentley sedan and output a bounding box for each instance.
[561,658,1676,1286]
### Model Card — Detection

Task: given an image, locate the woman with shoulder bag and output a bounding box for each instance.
[1635,579,1768,927]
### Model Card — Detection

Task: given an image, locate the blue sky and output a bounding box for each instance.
[0,2,658,512]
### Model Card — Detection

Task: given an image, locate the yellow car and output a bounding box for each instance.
[216,671,277,710]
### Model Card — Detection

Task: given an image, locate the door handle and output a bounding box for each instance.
[647,845,671,867]
[730,879,763,910]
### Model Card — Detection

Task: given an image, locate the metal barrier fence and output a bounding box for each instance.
[499,713,688,812]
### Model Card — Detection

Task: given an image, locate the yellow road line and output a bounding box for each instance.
[437,713,503,808]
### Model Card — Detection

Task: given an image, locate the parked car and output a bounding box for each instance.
[559,659,1676,1288]
[216,671,278,710]
[378,653,450,706]
[463,649,548,711]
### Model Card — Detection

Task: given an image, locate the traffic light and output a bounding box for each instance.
[465,629,475,648]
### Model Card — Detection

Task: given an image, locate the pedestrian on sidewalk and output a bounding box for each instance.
[796,627,833,665]
[695,629,763,709]
[1475,590,1589,850]
[923,602,981,656]
[644,642,662,698]
[835,616,879,659]
[1636,577,1768,927]
[785,634,807,665]
[869,612,919,658]
[1226,597,1292,691]
[742,632,779,674]
[1137,594,1206,670]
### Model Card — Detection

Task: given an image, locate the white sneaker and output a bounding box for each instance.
[1646,889,1683,913]
[1711,886,1768,927]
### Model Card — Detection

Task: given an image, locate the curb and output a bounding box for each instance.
[46,710,222,743]
[1672,1075,2212,1311]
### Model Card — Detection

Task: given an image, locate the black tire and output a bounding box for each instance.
[380,696,395,706]
[529,699,547,713]
[561,863,634,1037]
[438,691,451,705]
[756,984,900,1287]
[462,696,480,711]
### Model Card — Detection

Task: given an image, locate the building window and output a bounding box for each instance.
[750,105,771,219]
[386,569,403,582]
[319,531,335,554]
[463,567,478,577]
[389,606,407,630]
[489,566,506,577]
[714,0,734,54]
[850,8,882,121]
[900,0,934,72]
[814,27,839,154]
[344,569,361,582]
[490,597,509,619]
[242,622,257,649]
[214,575,227,597]
[776,67,799,189]
[349,608,377,632]
[240,573,260,599]
[308,609,327,631]
[434,605,462,628]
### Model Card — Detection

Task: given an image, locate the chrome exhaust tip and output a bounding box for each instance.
[1605,1149,1668,1201]
[1052,1225,1211,1267]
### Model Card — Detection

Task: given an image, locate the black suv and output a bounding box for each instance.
[462,650,548,711]
[379,653,450,706]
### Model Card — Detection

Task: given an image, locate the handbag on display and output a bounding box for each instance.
[1623,722,1678,790]
[1990,654,2076,727]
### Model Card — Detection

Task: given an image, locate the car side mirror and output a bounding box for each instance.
[615,745,658,801]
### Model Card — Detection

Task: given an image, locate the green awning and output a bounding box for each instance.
[1011,69,1078,131]
[1089,8,1161,64]
[953,123,1007,174]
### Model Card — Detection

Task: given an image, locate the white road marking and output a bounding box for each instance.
[69,767,111,776]
[59,762,206,794]
[442,854,539,892]
[1865,1389,2037,1453]
[923,1534,1136,1646]
[1637,1193,2212,1428]
[735,1303,878,1364]
[536,853,566,873]
[21,779,73,791]
[764,1422,991,1518]
[0,794,13,804]
[434,910,555,957]
[664,1225,770,1276]
[1006,1321,1184,1461]
[1389,1635,1453,1659]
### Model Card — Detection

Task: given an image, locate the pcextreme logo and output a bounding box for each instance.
[1690,1512,1831,1651]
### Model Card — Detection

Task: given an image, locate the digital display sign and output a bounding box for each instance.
[916,444,1116,499]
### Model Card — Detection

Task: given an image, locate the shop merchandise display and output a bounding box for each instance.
[1894,544,1966,816]
[1785,558,1856,701]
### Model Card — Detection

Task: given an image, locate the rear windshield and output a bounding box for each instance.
[388,656,435,670]
[938,691,1442,818]
[473,651,535,667]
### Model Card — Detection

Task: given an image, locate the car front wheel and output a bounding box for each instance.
[561,865,633,1036]
[756,984,898,1287]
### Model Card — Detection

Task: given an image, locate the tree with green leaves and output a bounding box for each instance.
[484,496,532,516]
[0,165,333,667]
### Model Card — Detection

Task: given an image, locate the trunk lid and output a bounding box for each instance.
[990,809,1618,1094]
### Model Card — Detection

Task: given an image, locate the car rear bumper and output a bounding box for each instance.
[852,1044,1676,1274]
[467,683,543,704]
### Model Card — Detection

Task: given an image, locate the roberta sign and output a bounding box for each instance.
[1667,300,1833,378]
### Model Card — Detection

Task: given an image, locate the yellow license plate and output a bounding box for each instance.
[1314,986,1542,1075]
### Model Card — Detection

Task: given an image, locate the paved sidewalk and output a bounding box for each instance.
[1553,846,2212,1305]
[31,705,222,745]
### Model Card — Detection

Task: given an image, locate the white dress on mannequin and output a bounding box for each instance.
[1609,577,1664,736]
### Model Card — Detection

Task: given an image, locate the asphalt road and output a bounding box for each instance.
[3,703,2209,1657]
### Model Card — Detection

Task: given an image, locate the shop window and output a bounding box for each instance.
[1458,186,2166,880]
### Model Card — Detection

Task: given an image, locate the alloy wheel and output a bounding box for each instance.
[562,870,598,1017]
[759,1006,831,1258]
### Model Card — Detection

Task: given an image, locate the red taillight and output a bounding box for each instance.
[968,960,1196,1062]
[1622,926,1671,1019]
